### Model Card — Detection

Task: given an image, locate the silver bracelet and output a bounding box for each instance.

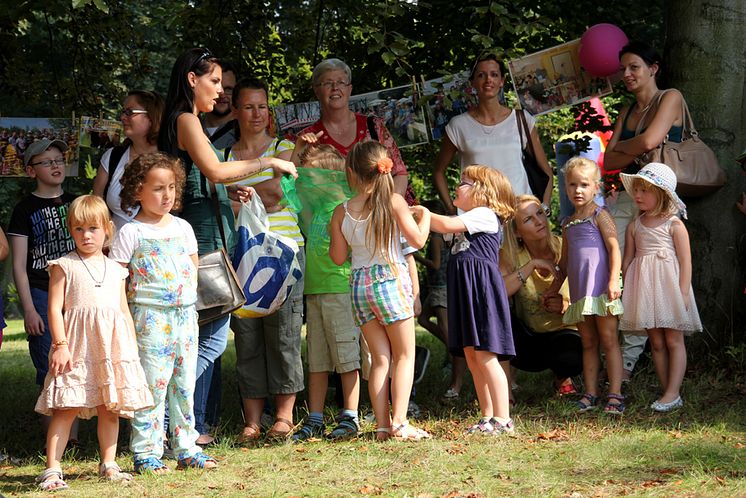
[517,268,526,285]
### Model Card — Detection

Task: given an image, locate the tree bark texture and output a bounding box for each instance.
[665,0,746,345]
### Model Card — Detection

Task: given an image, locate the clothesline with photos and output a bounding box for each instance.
[0,39,613,177]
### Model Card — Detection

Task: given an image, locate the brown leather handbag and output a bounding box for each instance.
[636,90,726,197]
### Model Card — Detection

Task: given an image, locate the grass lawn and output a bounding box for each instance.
[0,318,744,497]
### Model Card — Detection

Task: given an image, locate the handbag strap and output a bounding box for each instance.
[208,180,229,252]
[516,109,536,160]
[633,89,671,136]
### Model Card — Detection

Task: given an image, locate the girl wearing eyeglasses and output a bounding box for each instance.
[93,90,164,230]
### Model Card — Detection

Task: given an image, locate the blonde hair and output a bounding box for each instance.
[502,194,561,270]
[346,141,397,262]
[67,195,115,245]
[302,144,345,171]
[630,177,676,217]
[462,165,515,221]
[562,156,601,187]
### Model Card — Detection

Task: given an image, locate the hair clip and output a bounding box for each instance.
[376,157,393,174]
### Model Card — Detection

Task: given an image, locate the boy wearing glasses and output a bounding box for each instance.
[8,139,77,394]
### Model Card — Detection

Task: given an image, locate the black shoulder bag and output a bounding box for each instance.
[516,110,550,199]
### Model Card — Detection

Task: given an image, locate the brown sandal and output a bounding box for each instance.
[266,417,294,440]
[237,423,262,444]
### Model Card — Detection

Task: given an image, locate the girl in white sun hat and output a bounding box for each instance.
[619,162,702,413]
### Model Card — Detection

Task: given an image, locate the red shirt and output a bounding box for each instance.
[299,114,407,177]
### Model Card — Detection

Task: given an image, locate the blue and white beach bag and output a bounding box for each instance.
[231,194,303,318]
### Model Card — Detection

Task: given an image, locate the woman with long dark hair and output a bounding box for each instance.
[604,41,685,380]
[158,48,297,446]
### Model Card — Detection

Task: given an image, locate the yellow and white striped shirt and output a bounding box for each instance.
[228,138,304,246]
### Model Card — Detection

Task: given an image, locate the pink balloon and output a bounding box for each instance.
[578,24,629,77]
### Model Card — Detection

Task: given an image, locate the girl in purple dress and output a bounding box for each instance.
[429,165,516,435]
[548,157,625,414]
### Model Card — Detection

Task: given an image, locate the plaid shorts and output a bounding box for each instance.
[350,262,413,326]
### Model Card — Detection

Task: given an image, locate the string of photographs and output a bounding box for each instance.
[276,39,612,150]
[0,39,612,176]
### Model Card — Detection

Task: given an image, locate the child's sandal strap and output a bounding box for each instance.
[99,462,133,482]
[37,468,69,491]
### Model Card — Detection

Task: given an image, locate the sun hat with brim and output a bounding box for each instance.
[620,162,687,219]
[23,138,69,168]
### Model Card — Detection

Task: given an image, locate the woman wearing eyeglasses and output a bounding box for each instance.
[298,58,409,195]
[433,53,553,213]
[93,90,164,230]
[156,48,297,455]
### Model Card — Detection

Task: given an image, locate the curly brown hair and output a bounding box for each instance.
[119,152,186,216]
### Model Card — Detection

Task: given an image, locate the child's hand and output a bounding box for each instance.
[227,185,255,203]
[24,309,45,336]
[409,205,429,221]
[607,279,621,301]
[542,293,565,314]
[294,131,324,154]
[49,346,72,376]
[681,288,691,310]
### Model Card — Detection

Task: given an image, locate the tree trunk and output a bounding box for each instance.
[665,0,746,346]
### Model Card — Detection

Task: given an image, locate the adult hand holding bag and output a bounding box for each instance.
[636,90,726,197]
[232,193,302,318]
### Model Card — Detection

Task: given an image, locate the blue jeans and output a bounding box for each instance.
[193,313,230,435]
[28,287,52,385]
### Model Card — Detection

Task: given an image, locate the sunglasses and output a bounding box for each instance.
[193,48,215,68]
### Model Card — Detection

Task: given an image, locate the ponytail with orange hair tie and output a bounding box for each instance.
[376,157,393,174]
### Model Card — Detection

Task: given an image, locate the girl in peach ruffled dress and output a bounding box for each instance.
[35,195,153,492]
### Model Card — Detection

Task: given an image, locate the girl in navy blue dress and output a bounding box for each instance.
[429,165,516,435]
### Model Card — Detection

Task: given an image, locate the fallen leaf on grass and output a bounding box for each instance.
[735,443,745,449]
[442,491,486,498]
[658,468,680,475]
[668,430,683,439]
[295,446,307,453]
[446,443,466,455]
[640,479,664,488]
[714,476,726,486]
[534,429,568,442]
[358,445,369,452]
[359,484,383,495]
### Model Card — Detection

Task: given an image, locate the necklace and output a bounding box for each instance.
[75,250,107,287]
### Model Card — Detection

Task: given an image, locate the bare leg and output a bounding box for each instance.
[660,329,686,403]
[242,397,265,429]
[360,320,392,433]
[647,328,668,392]
[464,347,492,418]
[96,405,119,468]
[45,409,80,471]
[272,393,296,433]
[577,319,601,398]
[477,351,510,420]
[306,371,329,415]
[596,315,623,397]
[384,318,416,428]
[339,370,360,412]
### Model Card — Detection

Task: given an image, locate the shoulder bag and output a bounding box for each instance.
[195,174,246,326]
[516,110,550,199]
[635,90,726,197]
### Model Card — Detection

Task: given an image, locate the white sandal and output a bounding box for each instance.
[99,462,133,482]
[36,467,69,491]
[391,420,430,441]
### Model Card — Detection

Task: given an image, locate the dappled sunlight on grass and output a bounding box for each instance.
[1,320,744,496]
